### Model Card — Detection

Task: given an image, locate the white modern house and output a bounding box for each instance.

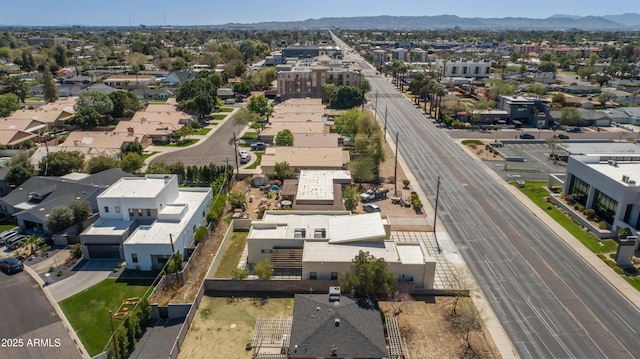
[558,155,640,235]
[80,174,212,270]
[246,211,436,289]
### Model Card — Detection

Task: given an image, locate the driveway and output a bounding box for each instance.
[0,270,83,359]
[48,259,120,302]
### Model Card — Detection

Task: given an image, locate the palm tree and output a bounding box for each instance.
[20,235,44,257]
[433,83,446,121]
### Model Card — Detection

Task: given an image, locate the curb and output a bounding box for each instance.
[23,265,91,359]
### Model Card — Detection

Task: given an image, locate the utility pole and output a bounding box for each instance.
[109,310,119,359]
[170,233,180,285]
[374,90,378,119]
[233,132,240,181]
[384,106,388,138]
[434,176,441,253]
[394,132,399,196]
[225,158,230,193]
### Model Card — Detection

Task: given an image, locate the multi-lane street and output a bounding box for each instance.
[337,37,640,358]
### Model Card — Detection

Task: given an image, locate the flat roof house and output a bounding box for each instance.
[247,211,436,289]
[260,147,348,174]
[80,174,212,269]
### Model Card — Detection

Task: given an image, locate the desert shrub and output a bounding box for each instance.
[565,194,574,202]
[598,221,609,230]
[577,204,585,212]
[618,227,632,240]
[584,208,595,220]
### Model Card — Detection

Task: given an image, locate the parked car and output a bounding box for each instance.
[519,133,535,139]
[0,228,19,245]
[238,149,251,164]
[250,141,267,151]
[553,134,570,139]
[360,190,376,202]
[363,203,381,213]
[0,257,24,274]
[566,127,581,133]
[5,234,26,250]
[224,99,235,105]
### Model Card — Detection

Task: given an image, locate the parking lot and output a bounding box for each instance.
[483,141,569,182]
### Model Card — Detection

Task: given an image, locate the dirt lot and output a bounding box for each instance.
[380,296,500,359]
[178,295,499,359]
[178,296,294,359]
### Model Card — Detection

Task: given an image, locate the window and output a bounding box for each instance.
[104,206,109,213]
[146,209,151,217]
[624,204,633,224]
[138,209,143,217]
[310,272,317,280]
[569,176,590,206]
[451,66,457,74]
[331,272,338,280]
[314,228,326,238]
[115,206,120,213]
[261,249,273,254]
[131,253,138,263]
[156,254,171,264]
[294,228,306,238]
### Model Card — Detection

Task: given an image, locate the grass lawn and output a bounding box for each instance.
[213,232,248,278]
[515,181,617,254]
[178,296,293,359]
[0,220,18,232]
[213,114,227,120]
[462,139,484,145]
[155,139,198,147]
[196,128,212,136]
[218,108,234,112]
[624,277,640,291]
[142,151,158,160]
[240,131,259,140]
[59,278,154,357]
[245,152,263,169]
[504,168,542,173]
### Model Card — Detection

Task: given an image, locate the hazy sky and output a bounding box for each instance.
[1,0,637,26]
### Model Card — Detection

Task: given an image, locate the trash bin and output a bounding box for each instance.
[45,273,51,285]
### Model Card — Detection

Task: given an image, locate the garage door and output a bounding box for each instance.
[86,244,121,258]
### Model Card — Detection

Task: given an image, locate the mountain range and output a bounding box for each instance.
[213,13,640,31]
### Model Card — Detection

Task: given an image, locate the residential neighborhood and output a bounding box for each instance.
[2,4,640,359]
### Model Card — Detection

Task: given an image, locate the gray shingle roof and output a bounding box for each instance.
[289,294,386,358]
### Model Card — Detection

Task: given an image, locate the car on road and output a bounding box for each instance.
[363,203,381,213]
[553,134,570,139]
[519,133,535,139]
[566,127,581,133]
[0,257,24,274]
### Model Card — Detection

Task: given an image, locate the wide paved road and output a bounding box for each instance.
[0,270,82,359]
[151,115,245,166]
[340,40,640,358]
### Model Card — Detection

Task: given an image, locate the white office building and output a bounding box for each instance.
[561,155,640,234]
[436,58,492,79]
[80,174,212,270]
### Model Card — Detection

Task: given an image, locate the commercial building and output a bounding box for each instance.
[276,57,361,100]
[436,58,492,79]
[80,174,211,270]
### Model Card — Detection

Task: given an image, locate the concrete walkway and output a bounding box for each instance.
[47,259,120,302]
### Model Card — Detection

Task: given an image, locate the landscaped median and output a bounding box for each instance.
[59,278,155,357]
[513,180,640,291]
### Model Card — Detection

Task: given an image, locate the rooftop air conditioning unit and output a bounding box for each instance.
[629,180,637,185]
[622,175,630,183]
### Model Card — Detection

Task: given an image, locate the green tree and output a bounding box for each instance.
[342,185,360,212]
[69,200,92,224]
[42,67,58,103]
[275,129,294,146]
[109,90,140,119]
[121,141,143,156]
[227,190,246,209]
[560,107,581,126]
[598,92,612,108]
[247,94,273,121]
[339,250,397,296]
[53,45,68,67]
[1,76,29,103]
[71,107,101,129]
[231,266,250,279]
[120,152,144,173]
[39,151,85,176]
[46,206,75,234]
[172,126,195,143]
[74,91,114,126]
[5,151,35,187]
[334,108,360,135]
[19,235,44,256]
[273,161,291,182]
[349,157,377,184]
[330,85,364,109]
[232,80,252,96]
[86,155,119,174]
[0,93,21,116]
[254,259,273,280]
[527,83,547,97]
[232,107,261,128]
